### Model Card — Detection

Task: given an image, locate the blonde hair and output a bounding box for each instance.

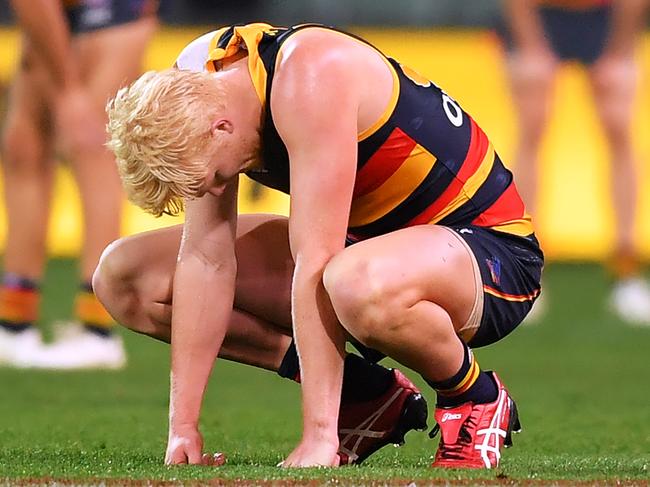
[106,69,224,216]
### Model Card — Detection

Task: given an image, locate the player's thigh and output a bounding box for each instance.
[97,224,181,309]
[1,44,54,165]
[74,17,158,112]
[325,225,478,333]
[103,214,293,326]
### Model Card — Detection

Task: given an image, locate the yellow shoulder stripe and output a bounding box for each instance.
[206,23,281,106]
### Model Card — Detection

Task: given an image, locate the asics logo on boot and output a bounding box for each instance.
[441,412,463,422]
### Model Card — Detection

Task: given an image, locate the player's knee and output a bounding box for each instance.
[0,123,42,173]
[591,61,633,95]
[324,253,372,318]
[92,238,137,315]
[511,54,555,90]
[324,255,405,347]
[61,121,105,157]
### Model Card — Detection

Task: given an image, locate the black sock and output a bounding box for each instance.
[277,341,395,402]
[277,340,301,381]
[83,323,113,337]
[424,341,498,407]
[341,353,395,403]
[0,320,32,333]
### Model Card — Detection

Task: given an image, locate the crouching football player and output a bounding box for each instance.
[97,23,543,469]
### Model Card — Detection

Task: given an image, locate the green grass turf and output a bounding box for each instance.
[0,260,649,484]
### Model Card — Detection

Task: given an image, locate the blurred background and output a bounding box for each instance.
[0,0,648,261]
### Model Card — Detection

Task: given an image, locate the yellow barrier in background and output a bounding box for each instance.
[0,27,649,261]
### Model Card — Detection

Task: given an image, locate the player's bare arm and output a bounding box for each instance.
[165,179,239,465]
[270,30,389,467]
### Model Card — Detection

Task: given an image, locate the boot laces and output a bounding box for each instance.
[429,414,477,460]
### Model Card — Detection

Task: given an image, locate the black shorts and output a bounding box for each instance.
[497,5,612,65]
[449,226,544,348]
[65,0,158,35]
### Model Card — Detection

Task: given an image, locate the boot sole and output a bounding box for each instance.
[504,398,522,448]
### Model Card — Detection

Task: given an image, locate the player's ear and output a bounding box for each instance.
[210,119,234,136]
[207,183,227,197]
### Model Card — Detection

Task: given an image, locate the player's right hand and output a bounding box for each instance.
[165,426,203,465]
[165,426,225,466]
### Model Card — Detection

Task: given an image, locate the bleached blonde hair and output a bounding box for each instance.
[106,69,224,216]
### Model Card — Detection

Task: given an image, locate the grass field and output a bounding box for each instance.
[0,260,649,486]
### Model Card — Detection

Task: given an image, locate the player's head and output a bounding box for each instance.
[106,68,260,216]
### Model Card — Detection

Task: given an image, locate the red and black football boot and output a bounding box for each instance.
[338,368,428,465]
[430,372,521,469]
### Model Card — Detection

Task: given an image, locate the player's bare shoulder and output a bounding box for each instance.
[276,27,362,74]
[271,28,363,105]
[269,28,363,138]
[271,26,393,136]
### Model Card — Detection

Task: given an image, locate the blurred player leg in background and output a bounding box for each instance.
[0,0,159,369]
[0,43,57,366]
[42,3,159,369]
[500,0,650,324]
[500,0,560,323]
[588,1,650,323]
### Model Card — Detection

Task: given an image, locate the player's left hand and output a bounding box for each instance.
[280,439,340,468]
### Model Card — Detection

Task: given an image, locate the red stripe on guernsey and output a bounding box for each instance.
[471,182,525,227]
[353,128,417,198]
[406,117,489,226]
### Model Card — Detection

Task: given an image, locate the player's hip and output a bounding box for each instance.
[444,225,544,347]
